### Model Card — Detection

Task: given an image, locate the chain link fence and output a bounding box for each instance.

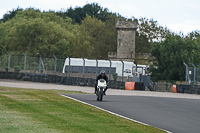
[0,54,138,89]
[0,54,65,75]
[187,66,200,85]
[174,63,200,95]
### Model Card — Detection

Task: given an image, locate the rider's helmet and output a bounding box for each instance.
[100,70,106,76]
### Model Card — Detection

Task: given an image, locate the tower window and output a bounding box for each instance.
[118,39,122,47]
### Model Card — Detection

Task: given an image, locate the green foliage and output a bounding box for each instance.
[149,34,200,81]
[187,30,200,39]
[135,31,150,53]
[69,14,116,59]
[0,44,5,55]
[135,18,170,54]
[0,8,75,58]
[4,66,9,72]
[14,66,21,72]
[64,3,110,24]
[0,8,23,22]
[0,55,8,69]
[112,73,118,81]
[0,6,118,59]
[137,18,169,42]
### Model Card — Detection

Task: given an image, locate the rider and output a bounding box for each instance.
[95,70,108,95]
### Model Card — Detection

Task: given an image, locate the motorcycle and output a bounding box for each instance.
[96,79,107,101]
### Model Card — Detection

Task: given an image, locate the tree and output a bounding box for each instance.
[82,3,109,22]
[0,8,23,23]
[187,30,200,39]
[64,3,110,24]
[68,14,116,59]
[0,44,5,55]
[137,17,169,42]
[135,31,149,53]
[69,15,106,58]
[0,8,75,58]
[186,30,200,47]
[135,17,170,54]
[149,34,200,81]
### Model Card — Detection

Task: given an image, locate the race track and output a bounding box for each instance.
[1,80,200,133]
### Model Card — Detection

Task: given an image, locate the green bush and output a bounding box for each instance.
[112,73,118,81]
[14,66,21,72]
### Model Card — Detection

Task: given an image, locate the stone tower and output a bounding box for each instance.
[108,19,137,61]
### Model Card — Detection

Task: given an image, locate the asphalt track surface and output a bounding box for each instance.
[61,94,200,133]
[1,80,200,133]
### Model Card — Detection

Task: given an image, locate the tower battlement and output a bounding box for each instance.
[116,19,138,29]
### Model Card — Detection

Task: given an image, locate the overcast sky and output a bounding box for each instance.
[1,0,200,35]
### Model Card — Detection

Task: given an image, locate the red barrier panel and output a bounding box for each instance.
[172,85,177,93]
[125,82,135,90]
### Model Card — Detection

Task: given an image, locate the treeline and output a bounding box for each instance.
[0,4,117,59]
[150,33,200,81]
[0,3,170,58]
[0,3,200,81]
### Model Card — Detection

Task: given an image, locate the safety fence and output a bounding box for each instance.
[0,54,134,80]
[0,54,137,89]
[0,54,65,75]
[183,62,200,85]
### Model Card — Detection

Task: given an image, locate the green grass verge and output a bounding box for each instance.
[0,87,166,133]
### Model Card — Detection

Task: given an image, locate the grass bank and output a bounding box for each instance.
[0,86,165,133]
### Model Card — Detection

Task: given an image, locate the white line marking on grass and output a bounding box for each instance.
[60,94,171,133]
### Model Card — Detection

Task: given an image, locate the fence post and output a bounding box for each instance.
[95,58,98,77]
[108,58,112,83]
[53,55,57,75]
[22,53,26,73]
[134,60,137,73]
[6,51,10,72]
[192,64,196,84]
[121,60,124,85]
[183,62,188,85]
[37,53,46,75]
[37,53,42,74]
[81,57,85,79]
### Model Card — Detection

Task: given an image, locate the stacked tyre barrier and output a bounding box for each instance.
[172,84,200,94]
[0,71,125,89]
[125,82,145,91]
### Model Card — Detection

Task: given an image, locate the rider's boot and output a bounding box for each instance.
[103,88,107,95]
